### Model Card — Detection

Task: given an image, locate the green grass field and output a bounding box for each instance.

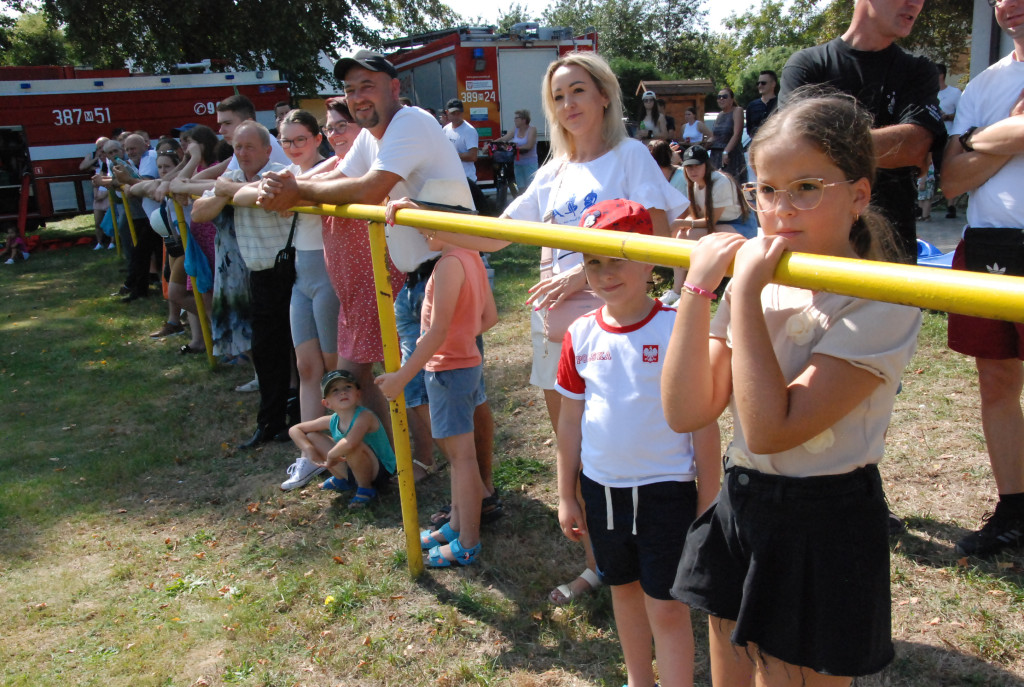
[1,217,1022,686]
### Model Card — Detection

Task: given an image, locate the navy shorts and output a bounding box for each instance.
[580,472,697,600]
[672,463,893,677]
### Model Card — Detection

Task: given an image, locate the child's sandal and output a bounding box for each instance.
[426,538,480,568]
[321,476,353,492]
[347,486,377,509]
[420,522,458,550]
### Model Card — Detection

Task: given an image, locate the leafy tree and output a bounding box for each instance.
[0,9,72,66]
[33,0,456,94]
[496,3,538,33]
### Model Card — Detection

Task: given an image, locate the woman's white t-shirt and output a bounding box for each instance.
[505,138,689,273]
[691,170,742,223]
[287,162,327,251]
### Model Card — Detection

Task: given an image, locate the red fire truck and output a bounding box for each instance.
[383,24,598,182]
[0,66,289,230]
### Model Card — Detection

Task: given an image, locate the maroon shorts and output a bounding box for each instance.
[947,240,1024,360]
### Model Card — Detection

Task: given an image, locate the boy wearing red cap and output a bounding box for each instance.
[554,199,720,687]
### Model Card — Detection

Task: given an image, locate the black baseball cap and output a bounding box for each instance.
[682,145,709,166]
[334,49,399,82]
[445,98,465,112]
[321,369,360,397]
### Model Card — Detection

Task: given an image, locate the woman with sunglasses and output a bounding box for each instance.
[709,87,747,183]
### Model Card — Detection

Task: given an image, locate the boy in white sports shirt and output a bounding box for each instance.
[555,199,720,687]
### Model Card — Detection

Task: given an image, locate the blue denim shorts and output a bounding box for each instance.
[425,364,485,439]
[394,279,428,408]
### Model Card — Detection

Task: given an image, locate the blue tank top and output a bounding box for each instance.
[330,406,396,475]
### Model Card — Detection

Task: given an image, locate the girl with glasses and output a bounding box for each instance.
[663,92,921,687]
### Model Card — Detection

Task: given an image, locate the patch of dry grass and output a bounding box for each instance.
[1,225,1022,686]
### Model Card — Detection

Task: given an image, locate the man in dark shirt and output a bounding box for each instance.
[780,0,945,263]
[745,70,778,140]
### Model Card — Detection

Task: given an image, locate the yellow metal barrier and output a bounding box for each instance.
[367,221,423,576]
[171,201,216,369]
[109,202,122,258]
[118,186,139,247]
[286,203,1024,324]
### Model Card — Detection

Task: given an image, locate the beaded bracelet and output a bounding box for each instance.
[682,282,717,301]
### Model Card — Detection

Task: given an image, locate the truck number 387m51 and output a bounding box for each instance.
[52,107,112,126]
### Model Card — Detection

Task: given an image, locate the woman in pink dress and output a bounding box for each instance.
[318,97,405,441]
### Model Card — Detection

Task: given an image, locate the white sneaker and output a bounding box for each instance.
[281,456,325,491]
[94,243,104,251]
[4,259,13,265]
[107,242,115,250]
[21,252,29,260]
[235,377,259,393]
[659,290,680,306]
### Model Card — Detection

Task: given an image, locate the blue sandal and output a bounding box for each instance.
[420,522,458,550]
[321,476,354,492]
[426,538,481,568]
[348,486,377,509]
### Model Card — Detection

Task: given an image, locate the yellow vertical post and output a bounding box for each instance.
[367,219,423,577]
[109,202,122,258]
[119,185,139,246]
[172,200,216,369]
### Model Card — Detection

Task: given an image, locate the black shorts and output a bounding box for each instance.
[672,464,893,677]
[580,472,697,600]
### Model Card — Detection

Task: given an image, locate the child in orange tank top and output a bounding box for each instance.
[376,234,497,567]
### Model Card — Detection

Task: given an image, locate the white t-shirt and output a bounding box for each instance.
[951,51,1024,230]
[691,170,742,223]
[340,107,472,273]
[505,138,690,274]
[710,283,921,477]
[137,150,161,217]
[556,302,696,487]
[444,120,480,181]
[286,162,325,251]
[937,84,961,136]
[226,135,290,173]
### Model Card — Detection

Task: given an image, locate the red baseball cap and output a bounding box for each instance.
[578,199,653,236]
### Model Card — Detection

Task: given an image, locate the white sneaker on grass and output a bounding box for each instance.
[235,377,259,393]
[281,456,325,491]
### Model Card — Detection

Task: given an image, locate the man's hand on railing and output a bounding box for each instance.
[257,169,299,211]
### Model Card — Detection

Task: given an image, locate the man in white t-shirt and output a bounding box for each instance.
[935,63,962,218]
[941,1,1024,558]
[257,51,498,500]
[443,98,488,213]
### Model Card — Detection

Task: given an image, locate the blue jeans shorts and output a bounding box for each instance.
[425,364,485,439]
[394,279,428,408]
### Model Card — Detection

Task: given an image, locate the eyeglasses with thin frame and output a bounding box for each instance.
[280,135,311,148]
[741,178,855,212]
[323,122,350,136]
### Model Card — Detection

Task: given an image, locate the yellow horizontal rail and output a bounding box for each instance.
[282,203,1024,324]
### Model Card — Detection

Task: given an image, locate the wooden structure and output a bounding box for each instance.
[635,79,715,136]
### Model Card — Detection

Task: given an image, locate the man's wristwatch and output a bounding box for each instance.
[960,126,979,152]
